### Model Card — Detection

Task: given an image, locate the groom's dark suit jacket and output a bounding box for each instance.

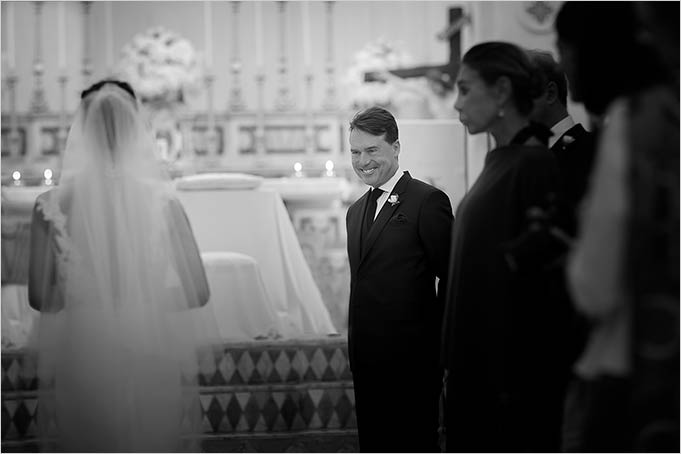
[551,122,596,236]
[550,123,598,377]
[346,171,453,453]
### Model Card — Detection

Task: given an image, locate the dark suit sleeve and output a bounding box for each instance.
[418,190,454,282]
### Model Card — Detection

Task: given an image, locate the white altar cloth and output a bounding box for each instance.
[1,185,337,347]
[200,251,287,340]
[176,188,337,337]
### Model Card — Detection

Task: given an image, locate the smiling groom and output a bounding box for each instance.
[345,107,453,452]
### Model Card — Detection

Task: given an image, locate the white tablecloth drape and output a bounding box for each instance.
[0,185,338,346]
[176,188,337,337]
[200,251,288,340]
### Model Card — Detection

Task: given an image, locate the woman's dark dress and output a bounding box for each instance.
[442,142,571,452]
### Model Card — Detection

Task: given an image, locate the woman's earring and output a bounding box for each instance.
[497,108,505,118]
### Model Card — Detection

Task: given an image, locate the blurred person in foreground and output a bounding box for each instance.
[556,2,679,451]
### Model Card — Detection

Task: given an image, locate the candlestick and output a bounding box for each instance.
[255,73,266,155]
[301,2,311,70]
[105,1,113,69]
[322,1,337,110]
[304,72,314,153]
[204,1,213,69]
[228,1,245,110]
[6,74,20,156]
[7,2,15,71]
[254,2,263,70]
[274,1,294,111]
[58,2,66,71]
[204,73,218,158]
[81,2,93,85]
[58,73,69,152]
[30,1,48,113]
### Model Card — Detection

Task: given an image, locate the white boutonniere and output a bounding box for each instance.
[561,135,576,145]
[388,194,400,206]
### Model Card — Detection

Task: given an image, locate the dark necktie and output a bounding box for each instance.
[365,188,384,232]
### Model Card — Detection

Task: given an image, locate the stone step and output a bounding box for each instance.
[2,336,358,452]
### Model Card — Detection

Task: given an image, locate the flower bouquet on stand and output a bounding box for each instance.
[115,27,203,174]
[343,38,414,113]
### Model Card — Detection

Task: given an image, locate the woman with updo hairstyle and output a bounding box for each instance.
[440,42,570,452]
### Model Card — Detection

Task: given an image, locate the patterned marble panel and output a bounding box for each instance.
[291,208,351,333]
[1,337,356,448]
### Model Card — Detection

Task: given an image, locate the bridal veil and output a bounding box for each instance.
[27,82,218,452]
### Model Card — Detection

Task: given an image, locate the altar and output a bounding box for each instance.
[176,186,337,337]
[1,114,474,347]
[0,182,341,347]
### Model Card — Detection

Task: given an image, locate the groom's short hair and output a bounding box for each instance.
[350,106,399,144]
[528,50,568,107]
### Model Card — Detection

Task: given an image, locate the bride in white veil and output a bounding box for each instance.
[27,80,217,452]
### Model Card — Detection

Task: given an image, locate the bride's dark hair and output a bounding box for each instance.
[81,79,137,101]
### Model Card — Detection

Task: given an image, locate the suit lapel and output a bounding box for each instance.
[359,172,412,266]
[349,189,371,269]
[551,123,587,153]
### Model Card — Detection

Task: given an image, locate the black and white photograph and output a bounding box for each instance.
[1,1,678,452]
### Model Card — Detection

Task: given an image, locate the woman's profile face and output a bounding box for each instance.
[454,64,498,135]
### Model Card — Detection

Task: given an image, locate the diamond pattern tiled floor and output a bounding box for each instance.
[1,336,357,451]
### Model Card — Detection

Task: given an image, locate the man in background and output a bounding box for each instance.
[529,49,596,233]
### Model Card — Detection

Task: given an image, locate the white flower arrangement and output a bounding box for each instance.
[343,37,414,110]
[115,27,203,107]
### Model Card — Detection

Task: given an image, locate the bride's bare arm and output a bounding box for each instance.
[28,195,62,312]
[166,197,210,308]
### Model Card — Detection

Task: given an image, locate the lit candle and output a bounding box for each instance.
[204,1,213,69]
[294,162,303,177]
[57,2,66,71]
[301,1,311,70]
[7,2,15,71]
[254,2,263,71]
[325,160,334,177]
[105,2,113,69]
[44,168,53,185]
[12,170,21,186]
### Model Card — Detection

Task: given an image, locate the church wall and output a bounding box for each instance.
[1,1,456,114]
[1,1,595,193]
[2,2,586,120]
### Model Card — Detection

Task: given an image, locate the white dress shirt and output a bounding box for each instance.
[549,115,576,149]
[368,166,404,221]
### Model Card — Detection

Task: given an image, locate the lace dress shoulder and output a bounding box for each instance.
[35,190,73,283]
